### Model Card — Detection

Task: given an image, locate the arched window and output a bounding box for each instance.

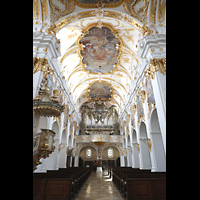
[86,148,92,158]
[108,148,113,158]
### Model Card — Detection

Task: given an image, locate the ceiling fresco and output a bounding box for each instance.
[56,17,141,114]
[79,26,120,74]
[88,81,113,101]
[34,0,166,120]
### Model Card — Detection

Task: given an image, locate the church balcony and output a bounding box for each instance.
[75,134,124,143]
[84,125,115,135]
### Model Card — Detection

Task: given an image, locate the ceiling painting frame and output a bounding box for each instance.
[86,80,114,102]
[76,22,123,75]
[72,76,127,95]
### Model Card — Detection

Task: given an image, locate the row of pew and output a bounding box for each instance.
[33,167,91,200]
[109,167,166,200]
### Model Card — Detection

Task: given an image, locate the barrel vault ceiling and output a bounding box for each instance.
[33,0,166,116]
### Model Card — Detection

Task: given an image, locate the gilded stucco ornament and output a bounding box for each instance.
[141,24,153,37]
[140,90,146,103]
[45,22,57,36]
[33,57,54,79]
[145,57,166,79]
[123,0,149,24]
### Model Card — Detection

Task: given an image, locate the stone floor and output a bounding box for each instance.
[74,170,125,200]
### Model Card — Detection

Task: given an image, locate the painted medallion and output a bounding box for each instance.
[79,26,120,73]
[88,81,112,101]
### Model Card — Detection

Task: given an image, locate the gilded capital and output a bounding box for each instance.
[146,58,166,79]
[33,57,54,79]
[141,25,153,37]
[45,23,57,36]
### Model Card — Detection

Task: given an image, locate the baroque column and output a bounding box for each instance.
[137,32,166,154]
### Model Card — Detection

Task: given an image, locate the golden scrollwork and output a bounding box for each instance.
[145,58,166,79]
[140,90,146,103]
[123,0,149,24]
[141,24,153,37]
[45,22,57,36]
[132,104,136,112]
[56,10,143,33]
[127,114,131,122]
[33,57,54,79]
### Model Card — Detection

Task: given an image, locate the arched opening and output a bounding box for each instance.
[150,109,166,171]
[66,134,73,168]
[127,135,132,167]
[68,135,72,148]
[132,129,140,168]
[61,129,67,145]
[79,146,97,168]
[46,121,60,170]
[59,129,67,168]
[139,122,151,170]
[73,138,76,149]
[123,138,127,166]
[102,146,120,171]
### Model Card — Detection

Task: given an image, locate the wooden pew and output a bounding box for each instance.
[126,176,166,200]
[33,167,91,200]
[33,173,72,200]
[111,167,166,200]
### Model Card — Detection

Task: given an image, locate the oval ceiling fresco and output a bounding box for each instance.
[79,26,121,74]
[88,81,113,101]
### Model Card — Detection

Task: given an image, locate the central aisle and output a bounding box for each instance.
[74,170,124,200]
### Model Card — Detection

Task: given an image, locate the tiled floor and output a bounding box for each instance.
[74,170,125,200]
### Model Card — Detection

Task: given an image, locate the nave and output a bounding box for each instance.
[75,171,124,200]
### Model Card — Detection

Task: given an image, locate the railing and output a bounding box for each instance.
[84,125,115,135]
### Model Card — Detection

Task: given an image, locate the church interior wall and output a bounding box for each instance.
[33,0,166,173]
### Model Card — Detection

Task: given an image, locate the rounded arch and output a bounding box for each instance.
[139,121,148,139]
[78,143,97,156]
[132,129,137,143]
[150,109,166,171]
[79,145,97,164]
[102,146,120,160]
[101,143,122,157]
[52,121,59,139]
[61,129,67,144]
[68,134,72,147]
[127,135,132,167]
[139,121,151,170]
[127,135,131,147]
[131,129,140,168]
[150,109,161,132]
